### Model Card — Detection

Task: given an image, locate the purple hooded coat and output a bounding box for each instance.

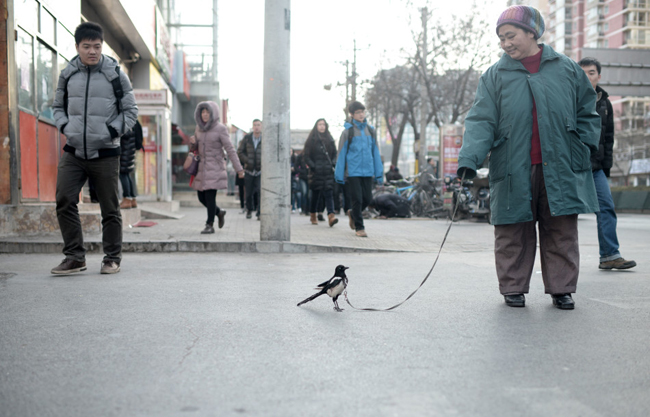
[191,101,243,191]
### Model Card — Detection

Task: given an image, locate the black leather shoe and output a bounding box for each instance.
[217,210,226,229]
[504,294,525,307]
[551,293,575,310]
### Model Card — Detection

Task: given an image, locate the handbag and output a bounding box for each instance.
[183,151,200,176]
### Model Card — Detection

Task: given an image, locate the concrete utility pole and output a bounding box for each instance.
[351,40,358,102]
[212,0,218,82]
[260,0,291,241]
[418,7,428,174]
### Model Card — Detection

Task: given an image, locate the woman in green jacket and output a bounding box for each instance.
[457,6,600,310]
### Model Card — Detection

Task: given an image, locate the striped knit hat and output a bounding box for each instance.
[496,6,545,39]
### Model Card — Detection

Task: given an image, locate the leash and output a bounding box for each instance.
[343,171,466,311]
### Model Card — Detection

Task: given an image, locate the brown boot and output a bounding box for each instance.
[328,213,338,227]
[310,213,318,225]
[119,199,132,209]
[130,198,137,208]
[347,209,355,230]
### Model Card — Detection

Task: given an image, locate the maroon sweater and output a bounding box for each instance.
[520,46,543,165]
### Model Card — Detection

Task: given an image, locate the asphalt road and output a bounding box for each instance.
[1,216,649,417]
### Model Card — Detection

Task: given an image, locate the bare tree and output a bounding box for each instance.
[366,65,421,166]
[411,2,496,131]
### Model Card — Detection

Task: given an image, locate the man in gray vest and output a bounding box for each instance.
[51,22,138,275]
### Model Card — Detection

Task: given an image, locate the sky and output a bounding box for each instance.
[180,0,507,132]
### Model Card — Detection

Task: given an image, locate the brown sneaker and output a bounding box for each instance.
[599,258,637,270]
[347,210,355,230]
[119,199,132,209]
[51,258,87,275]
[131,198,137,208]
[100,260,121,274]
[217,210,226,229]
[355,229,368,238]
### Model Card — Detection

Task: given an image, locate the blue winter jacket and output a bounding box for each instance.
[335,119,384,184]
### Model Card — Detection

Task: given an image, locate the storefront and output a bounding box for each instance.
[133,89,173,202]
[13,0,79,202]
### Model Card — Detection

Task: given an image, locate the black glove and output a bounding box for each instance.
[107,124,118,139]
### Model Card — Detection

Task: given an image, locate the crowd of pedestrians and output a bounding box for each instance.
[48,9,638,309]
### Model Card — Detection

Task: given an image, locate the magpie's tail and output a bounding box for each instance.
[297,291,325,307]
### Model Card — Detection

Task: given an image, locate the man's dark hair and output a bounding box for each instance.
[252,119,261,124]
[74,22,104,45]
[578,57,601,75]
[348,101,366,115]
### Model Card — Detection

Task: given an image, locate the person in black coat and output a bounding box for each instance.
[369,193,411,218]
[303,118,338,227]
[119,121,143,209]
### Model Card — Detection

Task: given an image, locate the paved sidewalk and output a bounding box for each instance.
[0,194,493,253]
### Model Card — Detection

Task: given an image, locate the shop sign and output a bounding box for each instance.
[441,124,464,179]
[134,89,171,107]
[155,6,173,83]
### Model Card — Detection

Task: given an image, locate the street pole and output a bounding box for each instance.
[260,0,291,241]
[351,39,357,103]
[212,0,218,83]
[418,7,428,174]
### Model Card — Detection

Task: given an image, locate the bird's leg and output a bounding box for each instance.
[333,298,344,312]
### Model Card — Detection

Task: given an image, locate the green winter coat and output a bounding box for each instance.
[457,44,601,225]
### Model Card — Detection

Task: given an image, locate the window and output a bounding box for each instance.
[15,0,38,32]
[57,22,75,59]
[565,22,573,34]
[36,41,55,120]
[17,28,34,112]
[39,7,55,44]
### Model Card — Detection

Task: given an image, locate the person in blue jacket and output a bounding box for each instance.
[334,101,384,238]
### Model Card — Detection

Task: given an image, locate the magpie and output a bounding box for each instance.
[297,265,349,312]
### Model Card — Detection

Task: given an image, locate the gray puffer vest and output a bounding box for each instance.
[53,55,138,159]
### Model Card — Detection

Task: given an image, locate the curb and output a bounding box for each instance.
[0,240,410,254]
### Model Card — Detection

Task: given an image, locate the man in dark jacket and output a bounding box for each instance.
[369,193,411,218]
[579,57,636,270]
[51,22,138,275]
[237,119,263,219]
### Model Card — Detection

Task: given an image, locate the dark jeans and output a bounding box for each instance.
[593,169,621,262]
[120,172,136,198]
[238,182,245,208]
[347,177,373,231]
[56,152,122,263]
[310,189,334,214]
[197,189,220,225]
[245,173,261,215]
[299,179,309,214]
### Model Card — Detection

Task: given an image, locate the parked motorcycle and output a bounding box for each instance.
[445,168,491,223]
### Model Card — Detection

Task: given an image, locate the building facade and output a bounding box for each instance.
[1,0,222,212]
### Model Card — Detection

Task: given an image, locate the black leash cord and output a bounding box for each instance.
[344,171,466,312]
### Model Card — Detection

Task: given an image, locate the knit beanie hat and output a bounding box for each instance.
[496,6,545,39]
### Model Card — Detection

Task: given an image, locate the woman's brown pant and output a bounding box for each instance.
[494,164,579,295]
